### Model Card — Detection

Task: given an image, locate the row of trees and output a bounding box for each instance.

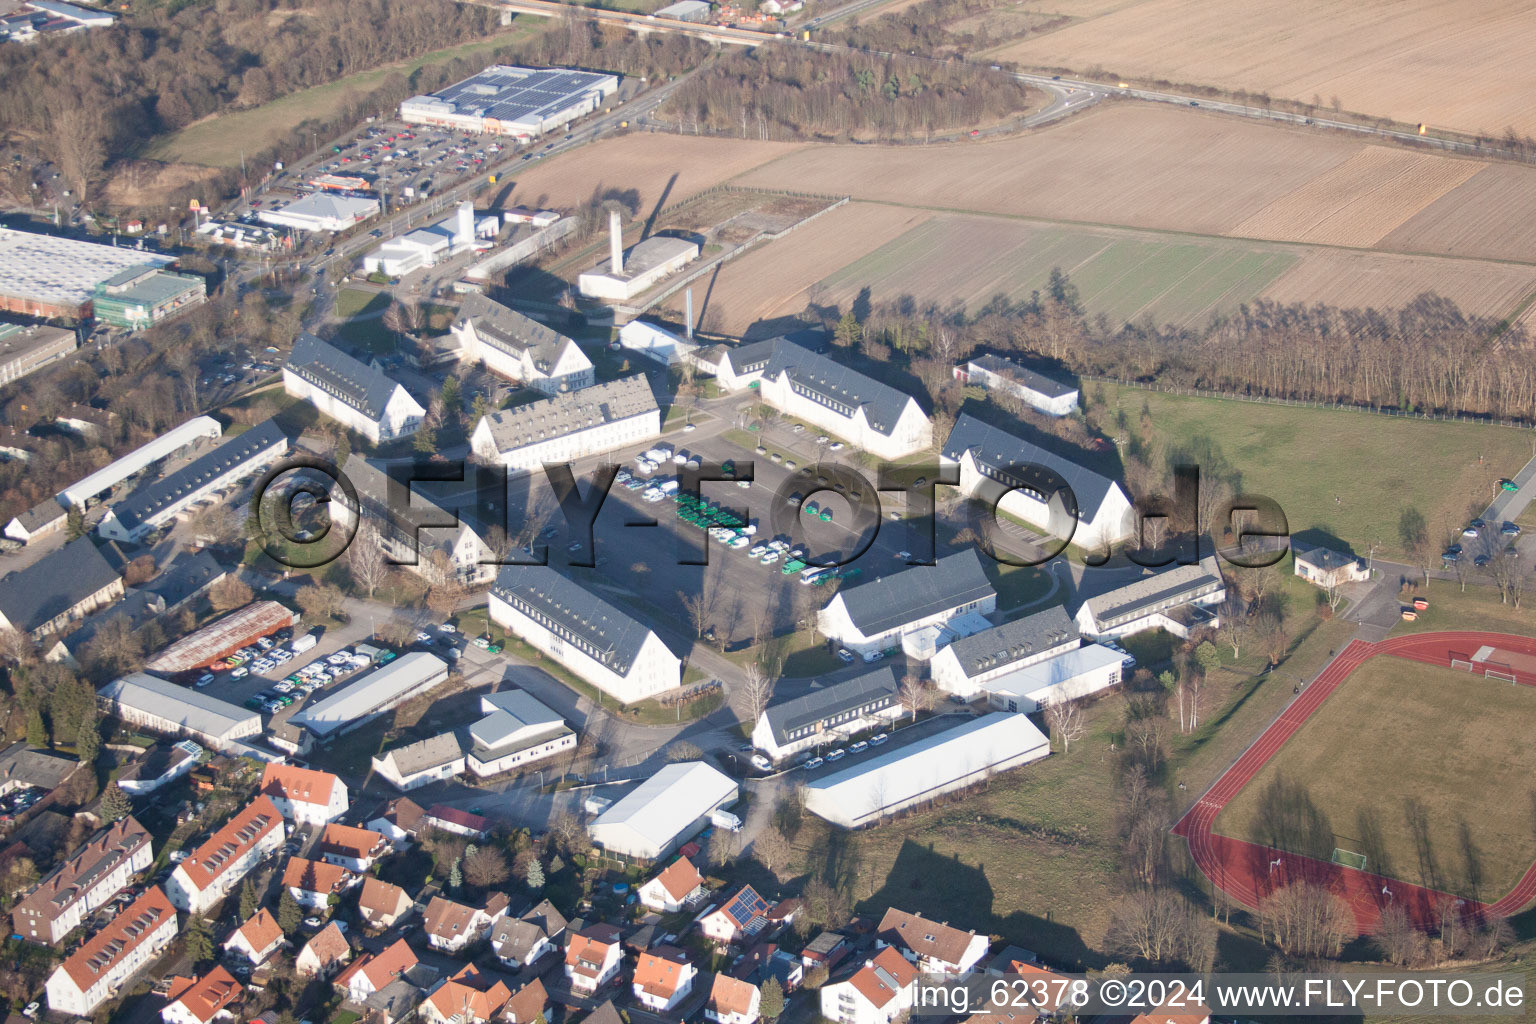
[663,44,1033,142]
[834,0,1067,60]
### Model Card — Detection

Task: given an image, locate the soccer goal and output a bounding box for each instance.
[1485,667,1519,684]
[1450,653,1475,671]
[1332,848,1368,871]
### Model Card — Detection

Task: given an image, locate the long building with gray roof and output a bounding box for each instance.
[489,565,680,703]
[942,413,1135,551]
[282,333,425,444]
[756,340,932,459]
[469,375,660,476]
[400,66,618,139]
[817,549,996,656]
[1075,554,1225,639]
[452,293,593,394]
[928,604,1081,696]
[751,666,901,762]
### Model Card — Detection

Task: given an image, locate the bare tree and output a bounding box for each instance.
[1374,904,1422,965]
[753,825,791,878]
[1322,573,1345,613]
[209,576,254,612]
[463,845,509,888]
[740,662,775,728]
[347,524,390,598]
[47,95,105,204]
[1105,890,1213,966]
[1044,698,1086,754]
[1258,881,1354,957]
[898,674,934,724]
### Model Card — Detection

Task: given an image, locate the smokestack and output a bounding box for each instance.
[685,288,694,340]
[609,209,624,275]
[455,201,474,246]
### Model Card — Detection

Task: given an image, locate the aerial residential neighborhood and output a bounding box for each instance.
[0,0,1531,1022]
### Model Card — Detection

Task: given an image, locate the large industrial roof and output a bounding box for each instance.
[109,419,288,532]
[60,415,222,507]
[942,413,1125,517]
[805,713,1049,824]
[291,652,448,737]
[477,376,658,454]
[403,66,615,127]
[0,228,172,310]
[98,672,260,740]
[491,564,665,675]
[145,601,297,674]
[966,355,1077,399]
[590,762,736,852]
[832,548,995,637]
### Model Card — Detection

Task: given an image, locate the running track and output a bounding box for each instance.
[1172,631,1536,932]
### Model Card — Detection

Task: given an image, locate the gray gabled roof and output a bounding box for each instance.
[379,732,468,776]
[942,413,1121,516]
[284,333,409,420]
[492,565,667,676]
[141,550,227,608]
[1081,555,1224,627]
[477,376,658,454]
[110,419,288,532]
[761,666,898,745]
[0,536,119,634]
[762,339,917,437]
[966,355,1077,399]
[56,590,163,656]
[456,292,587,374]
[834,548,995,636]
[13,499,65,533]
[942,605,1079,679]
[338,454,465,535]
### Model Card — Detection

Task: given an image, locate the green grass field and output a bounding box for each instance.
[818,217,1299,327]
[1214,657,1536,900]
[149,26,543,168]
[1095,383,1531,560]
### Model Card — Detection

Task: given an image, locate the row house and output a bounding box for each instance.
[45,887,178,1016]
[165,796,285,914]
[11,815,152,944]
[161,967,242,1024]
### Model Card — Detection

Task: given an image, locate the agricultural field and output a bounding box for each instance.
[678,202,932,332]
[1092,382,1531,561]
[1213,657,1536,900]
[733,105,1536,264]
[502,134,804,217]
[983,0,1536,137]
[1258,250,1536,323]
[808,215,1300,327]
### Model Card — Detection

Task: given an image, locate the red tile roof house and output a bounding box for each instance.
[165,796,286,915]
[283,857,357,911]
[161,967,243,1024]
[632,946,697,1012]
[334,938,419,1004]
[819,947,919,1024]
[222,908,285,965]
[44,887,179,1017]
[421,965,511,1024]
[10,815,153,945]
[638,855,705,913]
[424,804,490,839]
[367,796,426,846]
[259,763,348,826]
[318,823,390,872]
[423,892,510,953]
[706,973,762,1024]
[1129,1003,1212,1024]
[565,923,624,995]
[357,877,414,931]
[296,922,353,980]
[875,908,990,975]
[699,885,782,945]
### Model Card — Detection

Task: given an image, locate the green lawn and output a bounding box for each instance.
[149,25,545,167]
[1214,656,1536,900]
[819,217,1299,328]
[1095,383,1530,561]
[336,288,389,319]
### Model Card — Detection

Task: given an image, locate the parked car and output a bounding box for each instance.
[870,732,889,746]
[826,748,846,762]
[836,648,855,664]
[195,673,215,687]
[850,740,869,754]
[804,756,825,770]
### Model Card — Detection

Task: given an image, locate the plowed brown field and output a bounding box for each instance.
[1260,249,1536,319]
[985,0,1536,137]
[1381,165,1536,263]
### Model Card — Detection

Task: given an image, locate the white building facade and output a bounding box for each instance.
[283,333,425,444]
[470,375,660,477]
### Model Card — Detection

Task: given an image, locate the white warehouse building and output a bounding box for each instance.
[258,193,379,233]
[362,202,494,277]
[290,652,450,740]
[941,414,1135,554]
[803,713,1051,828]
[400,66,619,140]
[470,375,660,477]
[983,642,1128,714]
[97,672,262,753]
[58,415,222,509]
[588,761,738,860]
[953,355,1079,417]
[489,565,681,703]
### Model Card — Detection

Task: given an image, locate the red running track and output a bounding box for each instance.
[1172,631,1536,932]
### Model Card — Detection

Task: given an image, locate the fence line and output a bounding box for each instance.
[1081,376,1536,432]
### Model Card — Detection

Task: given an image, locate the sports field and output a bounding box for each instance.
[984,0,1536,137]
[1094,383,1531,561]
[1214,657,1536,900]
[815,216,1299,327]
